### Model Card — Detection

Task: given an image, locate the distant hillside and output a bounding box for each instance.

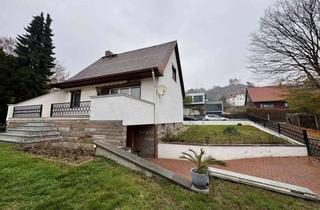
[187,79,248,101]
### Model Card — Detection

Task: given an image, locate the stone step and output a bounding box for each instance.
[18,126,56,130]
[0,131,61,138]
[0,134,63,144]
[24,122,55,127]
[7,129,59,136]
[7,127,57,132]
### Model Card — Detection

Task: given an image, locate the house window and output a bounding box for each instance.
[131,87,141,98]
[260,103,275,108]
[70,90,81,108]
[172,65,177,82]
[193,95,204,103]
[107,86,141,98]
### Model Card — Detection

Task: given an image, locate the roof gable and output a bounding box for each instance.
[246,86,288,103]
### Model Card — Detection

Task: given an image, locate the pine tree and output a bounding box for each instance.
[41,14,55,78]
[15,12,55,96]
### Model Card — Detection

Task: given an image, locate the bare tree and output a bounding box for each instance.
[0,37,16,55]
[50,60,70,83]
[249,0,320,88]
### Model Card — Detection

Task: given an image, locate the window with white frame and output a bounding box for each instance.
[109,86,141,98]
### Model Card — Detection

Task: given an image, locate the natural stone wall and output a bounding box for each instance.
[7,119,126,147]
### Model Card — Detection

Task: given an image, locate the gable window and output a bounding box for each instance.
[70,90,81,108]
[172,65,177,82]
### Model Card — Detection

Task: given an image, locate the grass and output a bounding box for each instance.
[0,144,319,209]
[161,125,290,144]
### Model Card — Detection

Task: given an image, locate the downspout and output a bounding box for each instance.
[151,70,157,125]
[151,69,158,158]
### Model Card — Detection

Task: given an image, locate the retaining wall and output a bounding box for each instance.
[158,143,308,160]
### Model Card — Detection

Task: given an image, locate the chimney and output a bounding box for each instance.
[105,50,114,57]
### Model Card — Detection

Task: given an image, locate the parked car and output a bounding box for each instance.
[204,114,227,121]
[184,116,197,121]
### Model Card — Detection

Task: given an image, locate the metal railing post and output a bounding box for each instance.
[302,130,310,155]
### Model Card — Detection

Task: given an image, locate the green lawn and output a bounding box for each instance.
[0,145,318,210]
[161,125,290,144]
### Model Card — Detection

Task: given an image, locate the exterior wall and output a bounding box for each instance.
[157,51,184,124]
[158,143,308,160]
[90,94,154,125]
[140,78,155,103]
[7,119,126,147]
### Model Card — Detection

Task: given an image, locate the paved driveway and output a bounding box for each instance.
[147,156,320,194]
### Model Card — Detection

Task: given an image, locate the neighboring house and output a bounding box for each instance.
[184,92,224,115]
[227,92,245,107]
[5,41,185,158]
[245,86,288,109]
[186,92,207,104]
[204,101,224,115]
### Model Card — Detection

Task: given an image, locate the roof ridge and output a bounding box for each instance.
[104,40,177,57]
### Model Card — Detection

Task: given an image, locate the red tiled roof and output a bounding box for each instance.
[246,86,288,102]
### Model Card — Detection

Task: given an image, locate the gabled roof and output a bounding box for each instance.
[51,41,185,96]
[246,86,288,103]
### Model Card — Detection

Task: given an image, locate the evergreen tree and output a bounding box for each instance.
[15,12,55,96]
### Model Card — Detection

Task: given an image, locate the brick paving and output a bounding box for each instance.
[147,156,320,194]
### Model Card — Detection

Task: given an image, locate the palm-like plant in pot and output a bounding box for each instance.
[180,148,225,189]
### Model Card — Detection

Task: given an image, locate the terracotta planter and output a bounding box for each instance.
[190,167,209,189]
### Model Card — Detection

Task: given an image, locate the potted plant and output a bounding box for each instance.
[180,148,225,189]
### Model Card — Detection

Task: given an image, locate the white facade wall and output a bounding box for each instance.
[158,143,308,160]
[157,51,184,124]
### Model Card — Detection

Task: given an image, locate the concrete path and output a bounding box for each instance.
[148,156,320,195]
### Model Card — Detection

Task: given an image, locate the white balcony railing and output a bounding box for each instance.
[90,94,155,125]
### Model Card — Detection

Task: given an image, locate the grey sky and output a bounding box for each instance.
[0,0,275,89]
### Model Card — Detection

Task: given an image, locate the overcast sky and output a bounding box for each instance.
[1,0,276,89]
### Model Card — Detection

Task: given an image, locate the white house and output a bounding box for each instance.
[227,92,245,107]
[186,92,206,104]
[4,41,185,158]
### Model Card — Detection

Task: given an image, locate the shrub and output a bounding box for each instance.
[161,132,180,142]
[237,123,242,126]
[223,126,240,136]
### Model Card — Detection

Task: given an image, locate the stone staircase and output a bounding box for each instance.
[0,122,63,144]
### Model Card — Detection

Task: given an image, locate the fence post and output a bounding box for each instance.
[302,130,310,156]
[50,104,53,117]
[277,123,281,134]
[39,105,43,117]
